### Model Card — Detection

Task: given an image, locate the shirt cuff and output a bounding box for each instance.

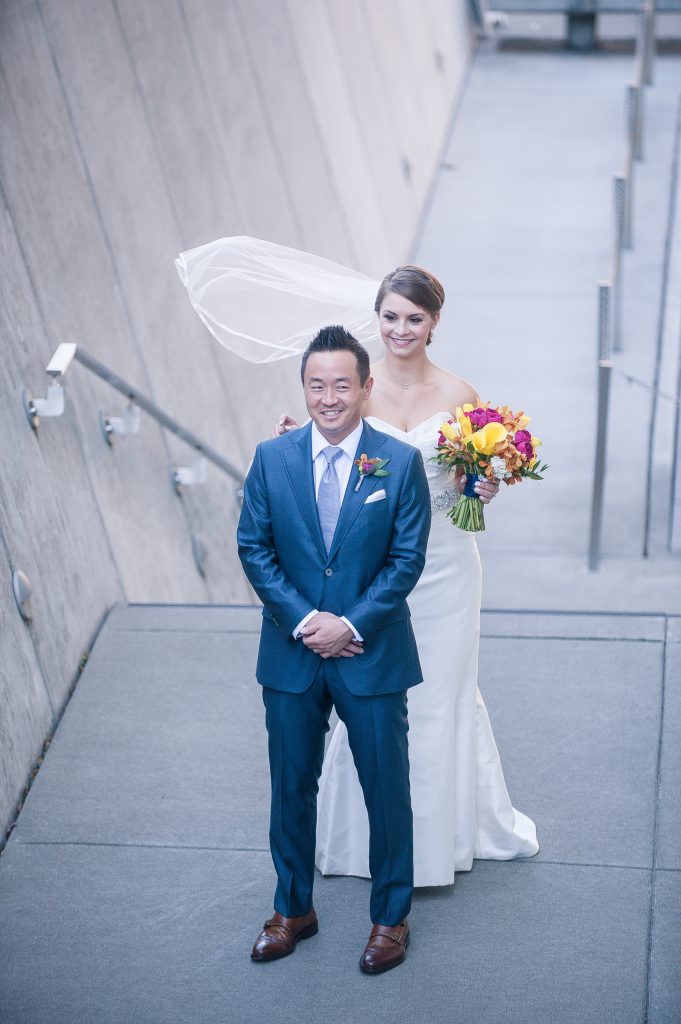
[293,610,318,639]
[341,616,363,642]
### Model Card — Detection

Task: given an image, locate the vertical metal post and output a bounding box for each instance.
[637,6,649,87]
[612,175,626,352]
[589,284,612,571]
[669,395,681,552]
[628,83,643,162]
[622,160,633,251]
[642,2,655,87]
[597,280,612,362]
[588,363,613,571]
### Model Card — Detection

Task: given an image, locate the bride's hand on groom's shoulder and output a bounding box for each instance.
[272,413,300,438]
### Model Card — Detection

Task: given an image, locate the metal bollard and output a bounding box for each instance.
[612,176,626,351]
[628,83,644,162]
[588,352,614,572]
[642,2,655,87]
[598,279,612,361]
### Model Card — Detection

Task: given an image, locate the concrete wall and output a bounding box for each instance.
[0,0,472,838]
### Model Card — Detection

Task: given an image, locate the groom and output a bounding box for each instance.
[237,325,430,973]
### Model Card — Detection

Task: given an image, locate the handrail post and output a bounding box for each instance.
[628,83,644,162]
[622,161,633,251]
[588,284,613,572]
[612,174,626,352]
[642,1,655,87]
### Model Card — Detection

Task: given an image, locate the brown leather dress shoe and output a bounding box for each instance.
[250,909,318,962]
[359,919,410,974]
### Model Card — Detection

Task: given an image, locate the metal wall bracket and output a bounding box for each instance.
[99,402,141,446]
[22,381,65,431]
[22,343,77,431]
[172,456,207,495]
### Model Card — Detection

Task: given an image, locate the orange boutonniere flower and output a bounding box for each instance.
[354,454,391,491]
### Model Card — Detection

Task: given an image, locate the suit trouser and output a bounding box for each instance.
[261,659,413,926]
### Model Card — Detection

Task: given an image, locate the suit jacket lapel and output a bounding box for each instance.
[280,423,327,559]
[328,421,389,560]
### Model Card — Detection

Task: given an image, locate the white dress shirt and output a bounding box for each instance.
[292,420,364,642]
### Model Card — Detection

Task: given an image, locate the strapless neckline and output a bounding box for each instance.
[366,411,451,436]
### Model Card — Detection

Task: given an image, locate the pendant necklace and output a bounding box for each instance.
[384,362,430,391]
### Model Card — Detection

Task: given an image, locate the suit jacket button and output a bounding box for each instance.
[324,568,333,576]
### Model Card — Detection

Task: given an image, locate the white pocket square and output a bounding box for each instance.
[365,489,386,504]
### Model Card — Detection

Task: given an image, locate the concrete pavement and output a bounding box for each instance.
[0,603,678,1023]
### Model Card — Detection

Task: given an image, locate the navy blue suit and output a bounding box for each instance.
[237,419,431,924]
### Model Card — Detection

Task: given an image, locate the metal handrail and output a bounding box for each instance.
[23,343,245,487]
[588,1,655,569]
[611,1,654,345]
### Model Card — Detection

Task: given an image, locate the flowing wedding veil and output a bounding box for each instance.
[175,236,382,363]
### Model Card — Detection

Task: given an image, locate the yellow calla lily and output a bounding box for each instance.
[440,420,459,443]
[468,421,507,456]
[455,406,473,438]
[531,435,542,448]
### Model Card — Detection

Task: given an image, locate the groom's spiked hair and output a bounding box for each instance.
[301,325,371,385]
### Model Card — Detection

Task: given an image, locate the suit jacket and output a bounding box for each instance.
[237,419,431,696]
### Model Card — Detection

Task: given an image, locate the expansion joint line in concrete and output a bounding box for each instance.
[15,840,270,853]
[110,627,261,636]
[481,634,664,643]
[643,622,670,1024]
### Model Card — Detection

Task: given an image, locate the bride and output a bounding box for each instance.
[175,239,539,886]
[274,264,538,886]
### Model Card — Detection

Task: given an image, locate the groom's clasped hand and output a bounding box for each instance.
[300,611,364,659]
[237,325,431,974]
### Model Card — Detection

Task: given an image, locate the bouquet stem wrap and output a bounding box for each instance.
[449,474,485,532]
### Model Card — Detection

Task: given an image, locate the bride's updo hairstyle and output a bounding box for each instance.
[374,265,445,345]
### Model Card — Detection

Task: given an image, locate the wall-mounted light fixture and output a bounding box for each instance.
[12,570,33,621]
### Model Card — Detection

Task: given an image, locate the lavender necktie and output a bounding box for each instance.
[317,446,343,553]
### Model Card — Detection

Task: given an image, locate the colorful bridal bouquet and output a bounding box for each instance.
[432,403,548,532]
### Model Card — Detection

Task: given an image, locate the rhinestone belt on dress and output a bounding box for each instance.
[430,486,459,514]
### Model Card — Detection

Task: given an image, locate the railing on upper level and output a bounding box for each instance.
[492,0,678,49]
[587,1,659,570]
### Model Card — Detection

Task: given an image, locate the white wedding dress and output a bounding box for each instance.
[316,412,539,887]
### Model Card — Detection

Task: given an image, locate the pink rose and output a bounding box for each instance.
[468,407,503,428]
[514,429,533,459]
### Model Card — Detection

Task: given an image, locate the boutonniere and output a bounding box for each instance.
[354,454,391,492]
